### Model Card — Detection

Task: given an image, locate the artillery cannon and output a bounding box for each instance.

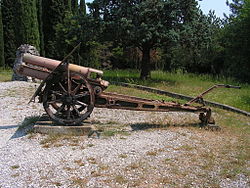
[15,46,240,127]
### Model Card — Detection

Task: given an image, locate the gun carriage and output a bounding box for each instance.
[15,46,240,127]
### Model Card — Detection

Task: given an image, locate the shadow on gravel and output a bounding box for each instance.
[10,127,29,139]
[10,116,39,139]
[130,122,201,131]
[0,125,19,129]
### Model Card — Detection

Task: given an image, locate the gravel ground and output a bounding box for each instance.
[0,81,249,188]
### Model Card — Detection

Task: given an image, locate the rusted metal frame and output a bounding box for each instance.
[185,84,241,106]
[95,92,208,113]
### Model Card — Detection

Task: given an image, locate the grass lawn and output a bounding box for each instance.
[0,68,12,82]
[103,69,250,112]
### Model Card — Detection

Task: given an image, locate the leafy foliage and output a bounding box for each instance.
[88,0,182,79]
[14,0,40,50]
[2,0,16,67]
[222,0,250,82]
[0,3,4,67]
[42,0,67,58]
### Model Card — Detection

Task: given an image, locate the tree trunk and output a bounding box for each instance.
[140,46,151,80]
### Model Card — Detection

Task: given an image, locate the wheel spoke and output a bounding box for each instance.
[55,104,65,115]
[78,105,86,112]
[51,91,63,96]
[72,83,82,95]
[47,99,63,104]
[75,100,88,107]
[72,105,81,117]
[75,91,89,99]
[66,105,71,119]
[59,82,67,93]
[67,70,72,94]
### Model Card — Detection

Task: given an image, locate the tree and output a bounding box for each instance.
[89,0,180,79]
[64,0,71,12]
[79,0,86,15]
[2,0,16,67]
[71,0,78,13]
[14,0,40,51]
[172,10,222,74]
[37,0,45,55]
[222,0,250,82]
[42,0,66,58]
[0,2,5,67]
[226,0,244,18]
[54,11,104,67]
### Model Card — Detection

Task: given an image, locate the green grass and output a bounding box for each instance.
[103,69,250,112]
[0,67,13,82]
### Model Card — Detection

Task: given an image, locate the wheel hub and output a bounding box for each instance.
[63,95,74,105]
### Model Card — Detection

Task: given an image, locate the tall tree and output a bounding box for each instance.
[2,0,16,67]
[71,0,78,13]
[37,0,44,55]
[89,0,180,79]
[223,0,250,82]
[42,0,66,58]
[64,0,71,12]
[14,0,40,50]
[0,2,4,67]
[79,0,86,15]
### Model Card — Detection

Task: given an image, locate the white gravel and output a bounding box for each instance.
[0,81,249,188]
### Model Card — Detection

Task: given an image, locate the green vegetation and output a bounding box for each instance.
[15,0,40,50]
[42,0,67,58]
[0,67,12,82]
[10,165,20,169]
[0,4,4,67]
[104,70,250,112]
[2,0,16,67]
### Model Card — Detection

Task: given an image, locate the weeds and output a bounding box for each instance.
[146,150,158,156]
[10,165,20,169]
[70,177,87,187]
[114,175,127,184]
[102,129,131,137]
[74,159,85,167]
[87,157,97,164]
[87,144,94,147]
[119,154,128,159]
[40,134,64,146]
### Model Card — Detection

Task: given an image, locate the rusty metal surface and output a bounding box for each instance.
[95,92,208,113]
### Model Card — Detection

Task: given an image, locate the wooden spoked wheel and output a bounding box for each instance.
[43,72,95,125]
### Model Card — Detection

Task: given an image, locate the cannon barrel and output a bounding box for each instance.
[19,53,103,80]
